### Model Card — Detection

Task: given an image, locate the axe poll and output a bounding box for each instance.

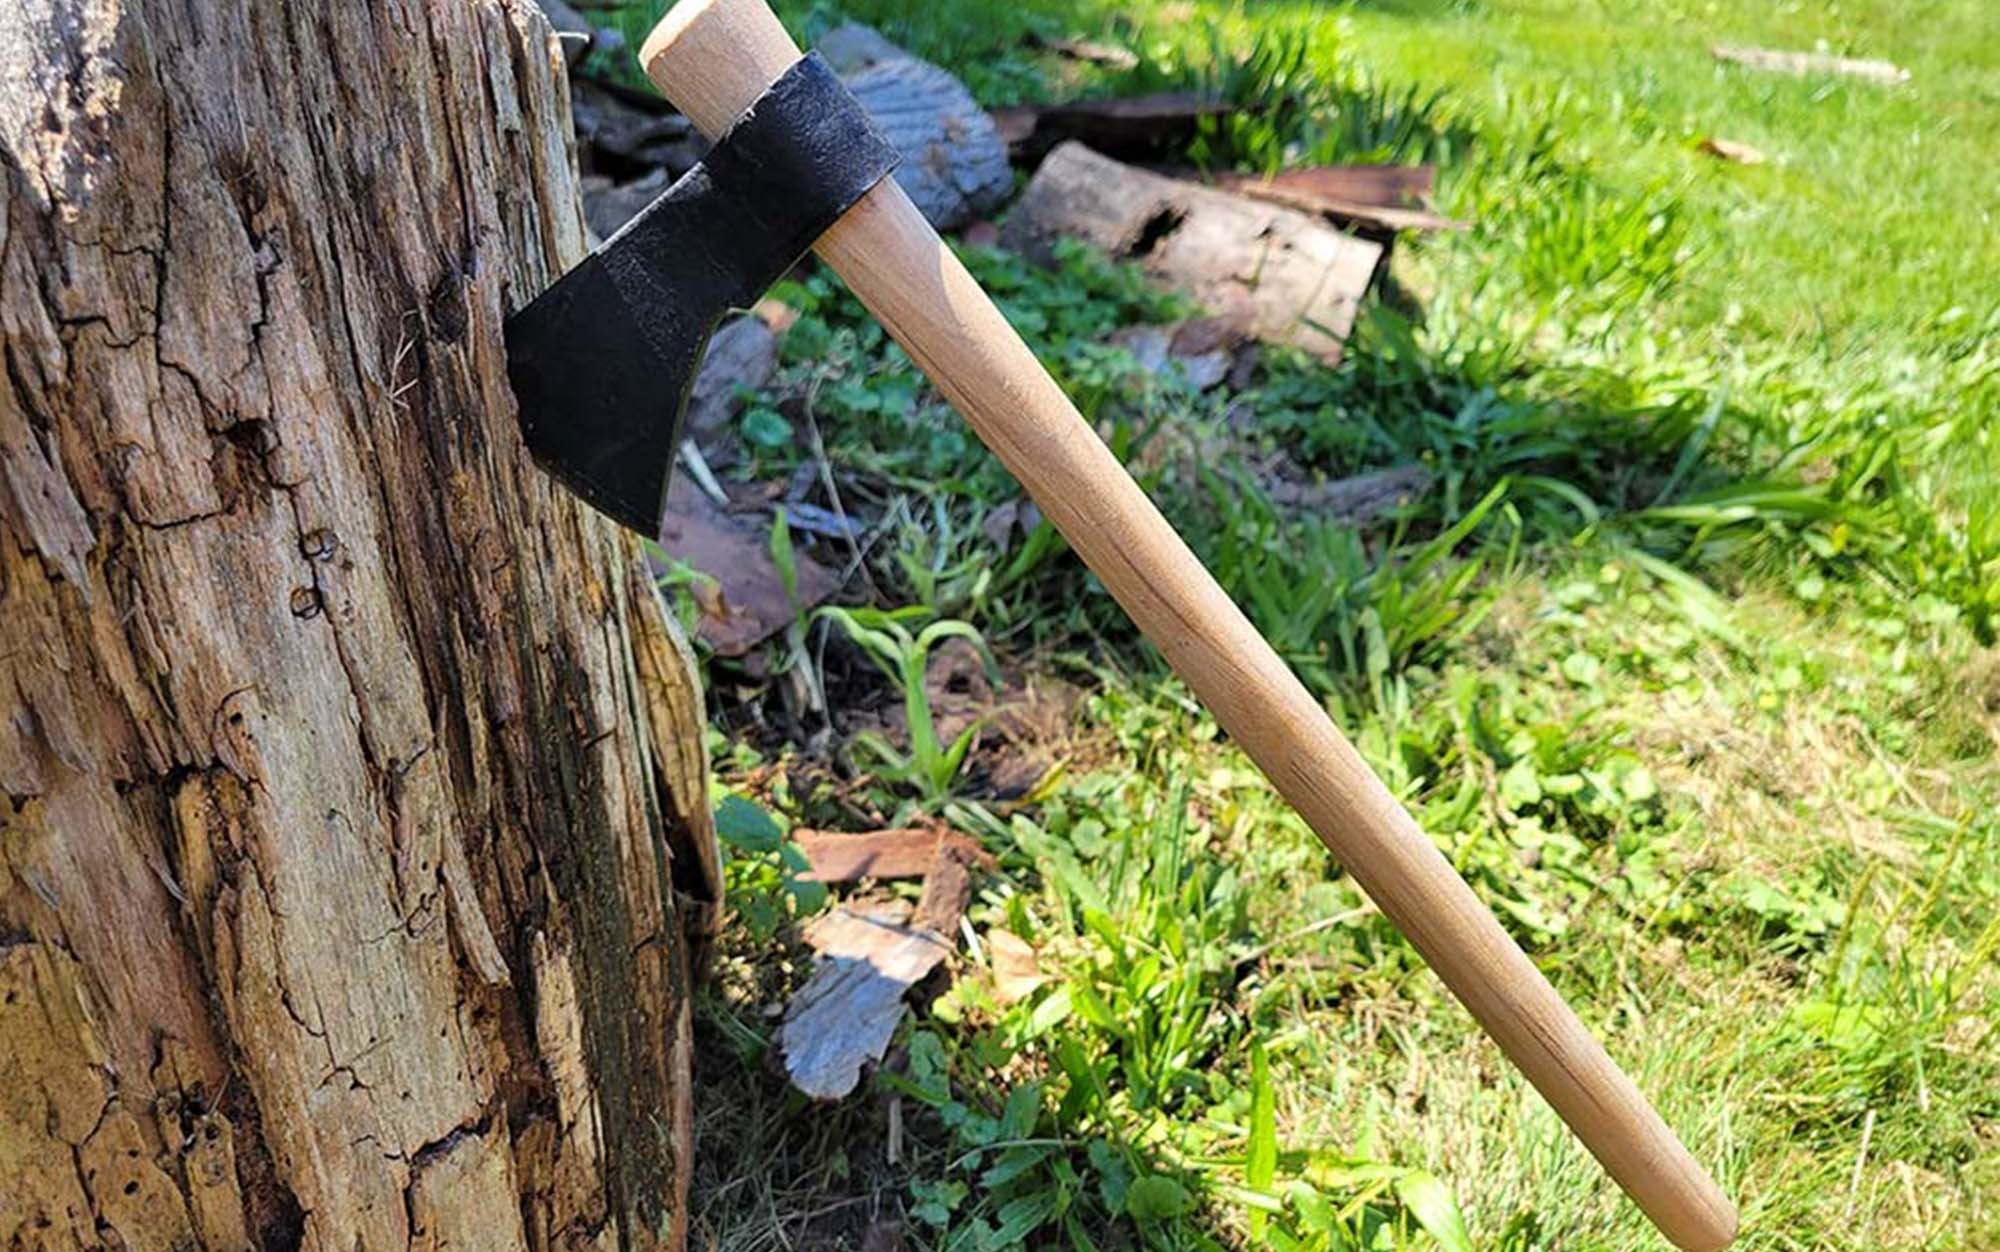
[504,0,1737,1245]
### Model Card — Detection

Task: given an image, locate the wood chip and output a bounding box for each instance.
[1711,43,1910,84]
[752,296,799,333]
[792,827,996,883]
[533,0,594,63]
[1169,315,1247,357]
[1697,137,1769,165]
[1209,165,1468,235]
[779,899,952,1100]
[777,843,983,1100]
[1002,143,1382,364]
[1106,322,1234,391]
[912,842,980,933]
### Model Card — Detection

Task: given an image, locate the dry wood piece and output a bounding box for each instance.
[1696,137,1769,165]
[816,23,1011,230]
[778,844,982,1099]
[1106,321,1238,391]
[1030,32,1140,71]
[571,78,705,176]
[1261,462,1434,524]
[991,93,1233,162]
[792,827,997,882]
[1210,165,1469,235]
[656,474,839,656]
[779,898,951,1099]
[1002,142,1382,363]
[1711,43,1910,84]
[1248,163,1436,206]
[1,2,713,1246]
[536,0,597,62]
[911,841,980,932]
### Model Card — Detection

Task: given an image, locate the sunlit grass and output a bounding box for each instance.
[588,0,1999,1247]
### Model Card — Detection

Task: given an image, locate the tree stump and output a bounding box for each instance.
[0,2,718,1249]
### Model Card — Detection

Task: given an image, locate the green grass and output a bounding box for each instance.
[588,0,1998,1247]
[1323,0,2000,346]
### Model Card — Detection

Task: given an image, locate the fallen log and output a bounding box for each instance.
[816,23,1012,230]
[990,92,1233,162]
[1001,142,1382,363]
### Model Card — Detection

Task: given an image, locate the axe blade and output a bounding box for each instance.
[503,53,897,536]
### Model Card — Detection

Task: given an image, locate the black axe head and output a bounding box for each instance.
[504,53,897,536]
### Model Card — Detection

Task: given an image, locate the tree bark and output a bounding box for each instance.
[0,2,719,1250]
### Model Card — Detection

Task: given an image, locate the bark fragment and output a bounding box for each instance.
[792,827,996,883]
[777,844,982,1100]
[655,472,839,657]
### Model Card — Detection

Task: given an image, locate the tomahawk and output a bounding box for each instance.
[504,1,1738,1246]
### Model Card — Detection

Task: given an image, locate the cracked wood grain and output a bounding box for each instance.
[0,1,719,1249]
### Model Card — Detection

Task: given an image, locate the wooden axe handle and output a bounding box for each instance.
[641,3,1735,1247]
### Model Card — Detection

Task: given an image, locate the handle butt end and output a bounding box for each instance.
[642,0,803,136]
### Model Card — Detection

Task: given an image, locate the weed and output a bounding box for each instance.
[712,791,828,939]
[1119,20,1475,171]
[1189,472,1513,699]
[817,606,999,808]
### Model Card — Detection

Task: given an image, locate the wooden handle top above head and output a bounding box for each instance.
[642,0,806,138]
